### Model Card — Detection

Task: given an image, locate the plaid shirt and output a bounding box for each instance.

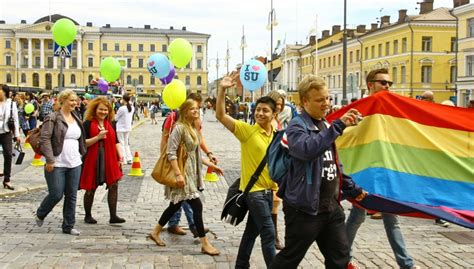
[40,100,54,119]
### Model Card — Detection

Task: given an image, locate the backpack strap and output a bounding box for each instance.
[242,151,268,195]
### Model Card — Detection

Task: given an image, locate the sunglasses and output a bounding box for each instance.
[371,80,393,87]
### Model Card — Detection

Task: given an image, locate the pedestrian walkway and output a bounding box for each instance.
[0,112,472,268]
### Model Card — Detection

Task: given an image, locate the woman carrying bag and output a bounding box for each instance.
[79,97,125,225]
[148,99,222,256]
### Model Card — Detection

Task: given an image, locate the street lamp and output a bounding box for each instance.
[267,0,278,93]
[240,25,247,65]
[342,0,348,105]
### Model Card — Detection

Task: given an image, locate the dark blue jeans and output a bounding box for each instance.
[168,201,195,229]
[236,190,275,269]
[37,166,81,233]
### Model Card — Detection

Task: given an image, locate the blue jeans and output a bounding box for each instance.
[168,201,195,229]
[236,190,276,269]
[37,166,82,233]
[345,206,414,269]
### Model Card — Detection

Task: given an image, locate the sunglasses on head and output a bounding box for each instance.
[371,80,393,87]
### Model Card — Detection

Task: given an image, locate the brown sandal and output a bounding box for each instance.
[147,233,166,246]
[201,247,220,256]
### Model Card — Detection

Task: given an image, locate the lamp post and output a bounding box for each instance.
[241,25,247,65]
[267,0,278,93]
[342,0,348,105]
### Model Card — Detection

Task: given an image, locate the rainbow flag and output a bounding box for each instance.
[326,91,474,229]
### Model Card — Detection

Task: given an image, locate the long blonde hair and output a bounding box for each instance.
[177,99,200,144]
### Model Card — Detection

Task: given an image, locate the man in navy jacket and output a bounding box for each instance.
[270,75,367,269]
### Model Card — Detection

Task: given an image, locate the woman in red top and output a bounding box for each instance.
[80,97,125,224]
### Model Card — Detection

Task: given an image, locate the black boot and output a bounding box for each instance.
[108,184,125,224]
[84,190,97,224]
[272,213,284,250]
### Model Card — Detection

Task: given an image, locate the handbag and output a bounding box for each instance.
[151,141,187,188]
[7,101,15,133]
[221,153,268,226]
[13,143,25,165]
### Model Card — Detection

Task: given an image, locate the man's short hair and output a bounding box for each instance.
[366,68,389,85]
[0,84,10,97]
[256,96,276,113]
[297,75,326,104]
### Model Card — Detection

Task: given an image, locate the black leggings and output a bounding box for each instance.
[158,198,205,238]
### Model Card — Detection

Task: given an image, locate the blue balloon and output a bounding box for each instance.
[240,60,267,92]
[147,53,171,79]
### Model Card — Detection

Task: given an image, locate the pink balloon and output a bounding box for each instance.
[98,79,109,94]
[160,63,176,85]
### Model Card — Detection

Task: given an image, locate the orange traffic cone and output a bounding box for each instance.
[24,136,32,149]
[31,153,45,166]
[128,152,144,176]
[204,166,219,182]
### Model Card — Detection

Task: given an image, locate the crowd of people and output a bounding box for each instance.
[0,65,470,268]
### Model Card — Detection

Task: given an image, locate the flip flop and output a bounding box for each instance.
[147,233,165,246]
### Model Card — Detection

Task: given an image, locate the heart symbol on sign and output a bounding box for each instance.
[149,61,155,66]
[252,65,260,71]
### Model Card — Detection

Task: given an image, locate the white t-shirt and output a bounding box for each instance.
[116,105,135,132]
[54,121,82,168]
[0,102,5,133]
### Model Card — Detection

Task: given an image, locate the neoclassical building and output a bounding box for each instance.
[0,14,210,95]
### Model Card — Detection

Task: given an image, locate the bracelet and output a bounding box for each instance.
[206,152,213,156]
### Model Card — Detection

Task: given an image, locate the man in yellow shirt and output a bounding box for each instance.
[216,72,277,268]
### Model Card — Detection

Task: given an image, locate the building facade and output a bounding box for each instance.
[0,15,210,96]
[453,1,474,107]
[274,0,468,105]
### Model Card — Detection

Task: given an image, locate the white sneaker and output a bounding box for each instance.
[64,228,80,236]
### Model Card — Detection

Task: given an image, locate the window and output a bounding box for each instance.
[323,58,326,68]
[150,75,155,85]
[356,49,360,61]
[47,57,53,68]
[197,76,202,85]
[35,41,40,49]
[138,75,143,85]
[71,74,76,84]
[467,55,474,77]
[338,54,341,66]
[88,57,93,67]
[385,42,390,56]
[185,75,190,85]
[468,18,474,37]
[138,58,144,68]
[451,37,456,52]
[23,41,28,49]
[102,43,107,51]
[422,37,432,52]
[371,46,375,59]
[150,44,155,52]
[88,42,93,50]
[5,55,11,66]
[35,56,40,67]
[328,57,331,68]
[197,59,202,69]
[421,66,432,83]
[162,44,167,52]
[48,41,53,50]
[402,38,407,53]
[72,41,76,50]
[365,47,369,60]
[6,73,12,83]
[393,40,399,54]
[21,73,26,83]
[127,58,132,68]
[197,45,202,53]
[333,56,336,66]
[349,51,353,64]
[319,59,322,69]
[5,40,10,48]
[392,67,397,84]
[126,75,132,84]
[115,43,120,51]
[450,66,457,83]
[355,72,360,87]
[88,75,93,83]
[378,44,382,57]
[338,75,341,88]
[32,73,39,87]
[57,74,64,87]
[139,44,143,52]
[127,44,132,51]
[72,57,77,68]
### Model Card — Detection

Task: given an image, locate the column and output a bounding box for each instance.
[28,38,32,68]
[77,41,82,69]
[16,39,21,68]
[40,39,44,69]
[53,56,57,69]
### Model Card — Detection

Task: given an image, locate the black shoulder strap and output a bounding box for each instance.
[242,152,268,194]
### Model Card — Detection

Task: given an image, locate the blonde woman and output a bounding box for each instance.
[148,99,222,256]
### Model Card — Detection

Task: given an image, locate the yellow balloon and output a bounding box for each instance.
[169,38,193,68]
[162,79,186,109]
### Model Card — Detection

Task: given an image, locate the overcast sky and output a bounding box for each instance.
[0,0,453,80]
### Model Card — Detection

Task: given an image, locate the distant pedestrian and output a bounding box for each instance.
[35,90,86,235]
[115,94,134,165]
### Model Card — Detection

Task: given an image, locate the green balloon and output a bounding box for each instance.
[52,18,77,47]
[169,38,193,68]
[100,57,122,82]
[25,103,35,114]
[162,79,186,109]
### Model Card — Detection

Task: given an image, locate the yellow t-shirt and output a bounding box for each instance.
[233,120,277,192]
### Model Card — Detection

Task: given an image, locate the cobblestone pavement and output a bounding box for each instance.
[0,111,472,268]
